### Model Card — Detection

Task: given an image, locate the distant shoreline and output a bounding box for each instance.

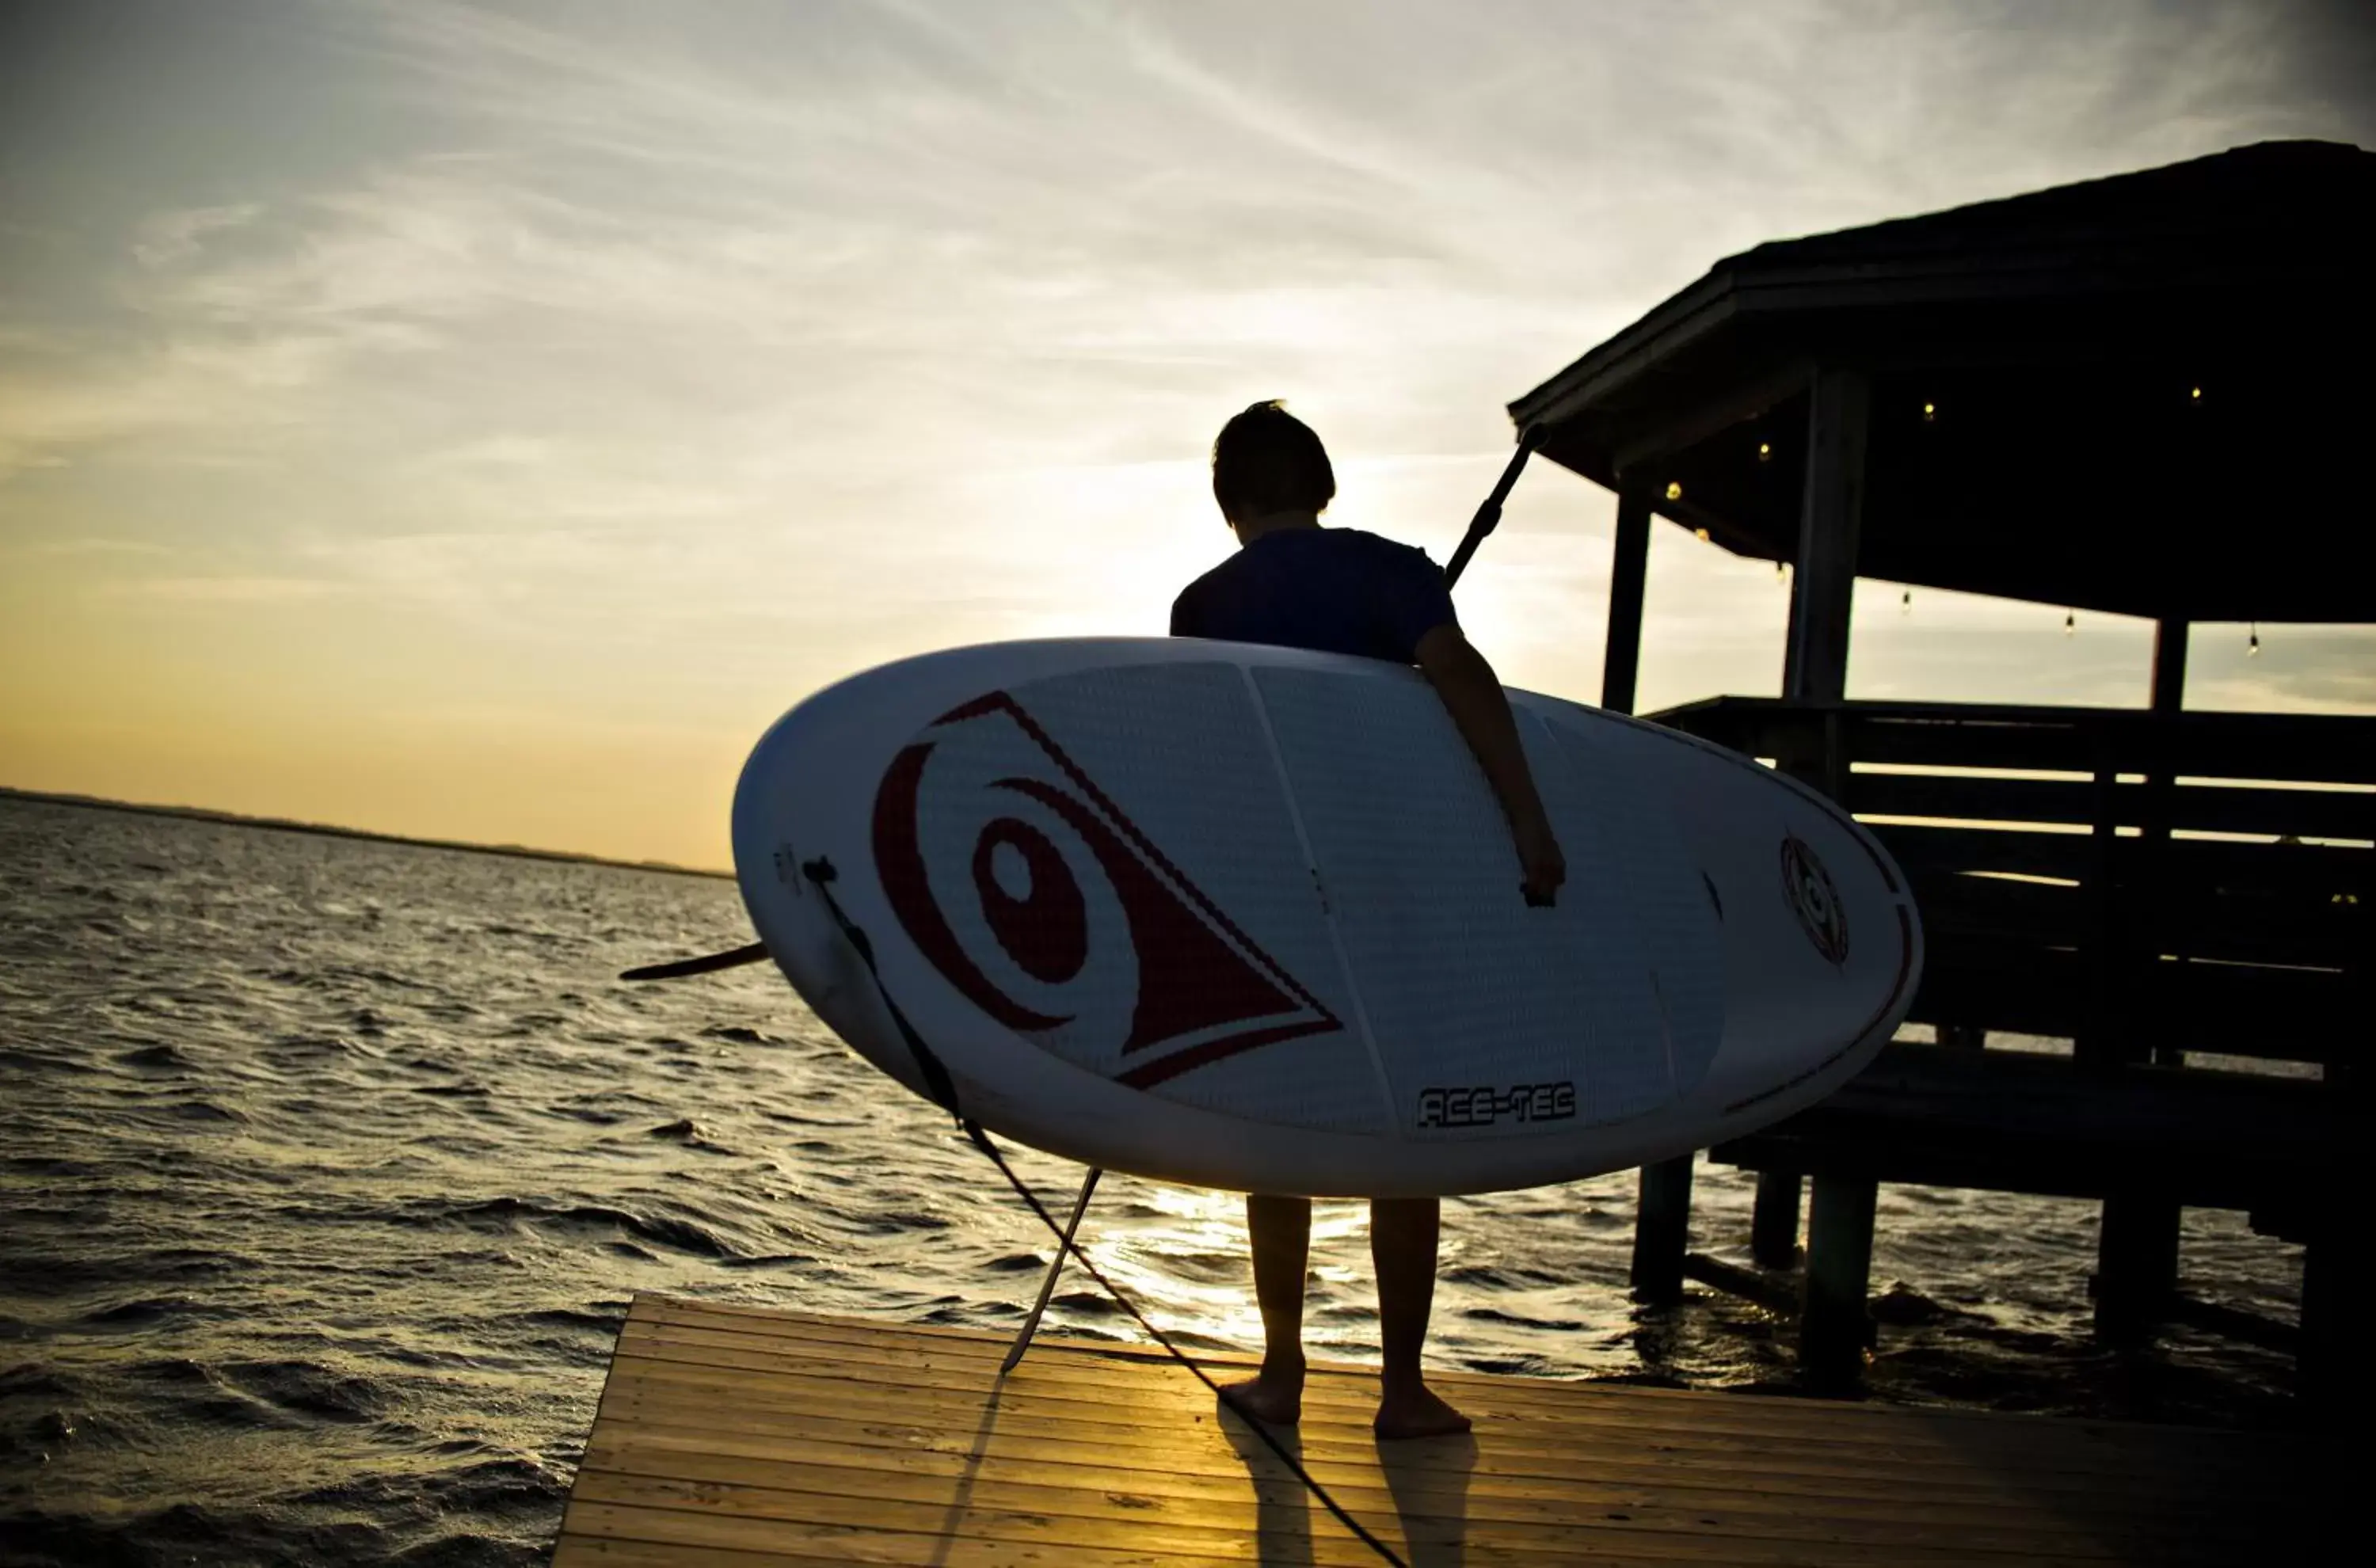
[0,786,732,881]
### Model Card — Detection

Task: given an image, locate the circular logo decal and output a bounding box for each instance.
[1780,834,1849,965]
[870,689,1342,1090]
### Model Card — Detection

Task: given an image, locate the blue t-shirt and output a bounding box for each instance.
[1168,528,1456,664]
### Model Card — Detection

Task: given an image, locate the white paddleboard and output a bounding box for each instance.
[733,637,1921,1197]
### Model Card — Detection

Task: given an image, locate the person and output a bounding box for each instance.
[1170,401,1567,1441]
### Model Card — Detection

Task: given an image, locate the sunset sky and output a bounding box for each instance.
[4,1,2372,869]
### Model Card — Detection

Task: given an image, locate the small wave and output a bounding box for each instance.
[0,1365,82,1400]
[1465,1352,1563,1377]
[166,1098,246,1124]
[440,1196,741,1258]
[1870,1284,1985,1328]
[984,1251,1049,1273]
[1462,1305,1586,1332]
[116,1042,195,1072]
[81,1296,215,1330]
[1,1155,94,1177]
[1049,1289,1122,1318]
[524,1307,623,1334]
[219,1359,391,1423]
[643,1118,736,1155]
[703,1025,778,1046]
[413,1082,492,1098]
[1444,1262,1563,1289]
[389,1531,550,1567]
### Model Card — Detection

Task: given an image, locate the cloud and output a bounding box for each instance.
[97,573,349,604]
[130,203,263,270]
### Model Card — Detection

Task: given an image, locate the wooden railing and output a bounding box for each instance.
[1647,698,2373,1074]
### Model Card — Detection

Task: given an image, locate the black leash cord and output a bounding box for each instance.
[799,858,1410,1568]
[958,1120,1411,1568]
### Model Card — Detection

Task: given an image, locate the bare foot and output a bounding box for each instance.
[1374,1381,1472,1441]
[1218,1366,1304,1427]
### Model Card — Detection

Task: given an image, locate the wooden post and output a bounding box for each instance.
[2296,1227,2369,1421]
[2150,618,2189,714]
[1781,367,1871,704]
[2096,618,2188,1339]
[1601,482,1653,713]
[2096,1190,2180,1341]
[1751,1175,1803,1269]
[1605,476,1696,1307]
[1757,367,1873,1281]
[1801,1174,1878,1392]
[1630,1155,1693,1305]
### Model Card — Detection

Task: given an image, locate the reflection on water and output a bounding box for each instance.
[0,797,2306,1566]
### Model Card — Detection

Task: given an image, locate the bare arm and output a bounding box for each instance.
[1414,624,1567,906]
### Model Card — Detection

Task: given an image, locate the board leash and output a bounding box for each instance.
[799,856,1412,1568]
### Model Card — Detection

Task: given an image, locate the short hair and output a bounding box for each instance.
[1211,401,1335,522]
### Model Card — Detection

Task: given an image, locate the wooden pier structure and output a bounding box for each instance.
[554,1296,2328,1566]
[1508,139,2371,1398]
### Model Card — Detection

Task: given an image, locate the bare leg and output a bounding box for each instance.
[1371,1197,1471,1439]
[1220,1193,1309,1425]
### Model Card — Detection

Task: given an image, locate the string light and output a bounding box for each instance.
[2248,622,2261,657]
[1902,588,1913,615]
[1921,401,1938,423]
[2190,385,2204,404]
[1757,440,1774,462]
[2065,610,2076,636]
[1666,481,1684,500]
[1693,527,1711,542]
[1776,561,1787,581]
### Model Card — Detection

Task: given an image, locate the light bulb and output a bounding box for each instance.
[2064,611,2076,636]
[1666,481,1684,501]
[1693,526,1711,542]
[1757,440,1773,462]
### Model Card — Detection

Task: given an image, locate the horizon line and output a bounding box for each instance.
[0,785,733,881]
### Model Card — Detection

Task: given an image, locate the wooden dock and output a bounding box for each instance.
[553,1296,2325,1566]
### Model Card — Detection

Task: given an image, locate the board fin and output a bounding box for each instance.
[619,942,769,982]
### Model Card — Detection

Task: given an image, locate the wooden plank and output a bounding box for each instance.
[624,1304,2275,1457]
[600,1372,2279,1524]
[608,1319,2240,1478]
[1848,772,2375,842]
[581,1420,2222,1547]
[1654,699,2376,788]
[564,1464,2237,1568]
[604,1314,2294,1494]
[590,1401,2256,1537]
[630,1300,2287,1454]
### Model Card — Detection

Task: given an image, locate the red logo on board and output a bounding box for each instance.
[871,691,1342,1088]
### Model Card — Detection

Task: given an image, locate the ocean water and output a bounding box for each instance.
[0,795,2307,1566]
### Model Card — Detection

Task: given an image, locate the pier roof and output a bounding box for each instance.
[1510,140,2375,622]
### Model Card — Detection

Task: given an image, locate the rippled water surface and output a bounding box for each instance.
[0,797,2307,1566]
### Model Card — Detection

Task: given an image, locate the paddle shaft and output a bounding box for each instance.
[1442,424,1543,590]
